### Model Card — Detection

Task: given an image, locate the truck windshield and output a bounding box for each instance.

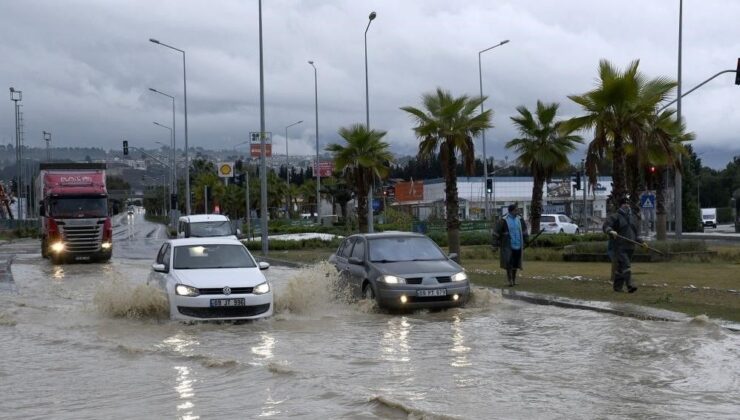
[49,197,107,218]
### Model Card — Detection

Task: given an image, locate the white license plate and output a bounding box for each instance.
[75,256,91,261]
[210,298,246,307]
[417,289,447,297]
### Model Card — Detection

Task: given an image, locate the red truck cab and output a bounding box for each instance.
[37,163,112,263]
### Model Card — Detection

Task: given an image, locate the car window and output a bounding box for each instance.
[156,243,168,264]
[368,236,446,262]
[350,239,365,261]
[187,221,233,237]
[173,244,256,269]
[162,245,171,268]
[340,238,355,258]
[540,216,555,223]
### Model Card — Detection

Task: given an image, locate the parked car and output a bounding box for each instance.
[539,214,580,234]
[148,237,272,321]
[328,232,470,310]
[177,214,239,238]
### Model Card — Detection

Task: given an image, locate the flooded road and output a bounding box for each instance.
[1,214,738,419]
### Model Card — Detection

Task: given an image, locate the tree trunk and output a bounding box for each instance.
[357,170,369,233]
[444,147,461,261]
[656,167,667,240]
[626,154,641,215]
[530,172,544,235]
[609,136,627,211]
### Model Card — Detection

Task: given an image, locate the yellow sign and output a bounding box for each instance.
[217,162,234,178]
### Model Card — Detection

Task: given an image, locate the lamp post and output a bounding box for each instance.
[149,38,190,215]
[365,11,377,233]
[284,120,302,219]
[257,0,268,255]
[148,87,177,210]
[478,39,509,220]
[9,87,22,219]
[674,0,683,238]
[308,60,320,226]
[43,131,51,161]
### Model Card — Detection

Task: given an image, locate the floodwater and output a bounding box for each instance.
[1,228,738,418]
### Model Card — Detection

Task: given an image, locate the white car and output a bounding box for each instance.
[539,214,580,234]
[148,237,273,321]
[177,214,240,238]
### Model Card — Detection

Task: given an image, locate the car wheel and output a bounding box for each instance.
[362,282,376,300]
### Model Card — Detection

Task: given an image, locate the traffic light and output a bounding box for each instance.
[486,178,493,194]
[735,58,740,85]
[573,172,581,190]
[234,173,245,187]
[122,140,129,156]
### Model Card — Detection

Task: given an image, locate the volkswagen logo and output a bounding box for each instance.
[223,286,231,295]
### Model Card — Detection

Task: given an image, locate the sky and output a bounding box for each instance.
[1,0,739,169]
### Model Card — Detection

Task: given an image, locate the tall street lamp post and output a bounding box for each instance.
[10,87,22,218]
[148,88,177,210]
[477,39,509,220]
[43,131,51,161]
[284,120,302,219]
[257,0,268,255]
[149,38,190,215]
[674,0,683,238]
[365,11,377,233]
[308,61,320,226]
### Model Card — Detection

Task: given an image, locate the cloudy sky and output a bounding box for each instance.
[2,0,739,168]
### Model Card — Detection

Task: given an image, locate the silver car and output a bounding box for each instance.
[329,232,470,310]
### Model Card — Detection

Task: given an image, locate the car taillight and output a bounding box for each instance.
[102,218,112,242]
[47,218,60,241]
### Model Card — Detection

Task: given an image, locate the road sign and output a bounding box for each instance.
[250,143,272,158]
[640,193,656,209]
[217,162,234,178]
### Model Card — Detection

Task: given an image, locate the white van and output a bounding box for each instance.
[701,208,717,228]
[177,214,239,238]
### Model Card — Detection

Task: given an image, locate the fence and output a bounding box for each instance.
[0,219,40,231]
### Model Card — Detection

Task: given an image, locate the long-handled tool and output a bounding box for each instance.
[524,228,546,249]
[611,232,665,255]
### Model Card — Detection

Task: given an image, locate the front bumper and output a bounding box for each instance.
[375,281,470,309]
[170,292,273,321]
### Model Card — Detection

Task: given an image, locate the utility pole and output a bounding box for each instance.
[10,88,22,219]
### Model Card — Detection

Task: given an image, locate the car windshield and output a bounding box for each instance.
[187,221,233,237]
[173,244,256,269]
[368,237,446,262]
[49,196,107,218]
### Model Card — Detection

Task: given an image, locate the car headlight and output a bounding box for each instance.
[175,284,200,297]
[378,275,405,284]
[50,242,65,253]
[253,281,270,295]
[451,271,468,282]
[101,242,112,249]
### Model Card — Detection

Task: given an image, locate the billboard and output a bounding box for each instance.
[312,161,334,177]
[250,143,272,158]
[547,178,571,198]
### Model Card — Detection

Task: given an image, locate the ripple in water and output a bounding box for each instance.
[93,279,169,320]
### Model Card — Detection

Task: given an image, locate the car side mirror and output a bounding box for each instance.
[258,261,270,270]
[348,257,363,265]
[448,253,459,263]
[152,263,168,273]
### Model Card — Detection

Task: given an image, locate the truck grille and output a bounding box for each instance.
[60,223,102,253]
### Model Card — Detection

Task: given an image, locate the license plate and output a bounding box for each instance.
[417,288,447,297]
[210,298,246,307]
[75,256,91,261]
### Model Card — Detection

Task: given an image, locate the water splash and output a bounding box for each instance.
[465,286,503,309]
[274,261,353,316]
[267,360,296,375]
[93,279,169,320]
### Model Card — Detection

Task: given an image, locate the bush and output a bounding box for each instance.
[569,240,708,255]
[717,207,733,224]
[242,237,341,251]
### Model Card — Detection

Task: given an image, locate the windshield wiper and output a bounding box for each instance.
[372,259,399,263]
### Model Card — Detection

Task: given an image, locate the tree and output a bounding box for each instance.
[506,101,583,233]
[566,59,676,212]
[326,124,393,233]
[401,88,492,259]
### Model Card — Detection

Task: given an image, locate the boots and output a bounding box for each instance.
[511,269,518,286]
[506,269,514,287]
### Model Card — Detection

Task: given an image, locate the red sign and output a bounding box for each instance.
[312,161,334,178]
[250,143,272,158]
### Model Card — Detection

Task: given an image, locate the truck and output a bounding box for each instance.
[701,208,717,229]
[36,163,112,263]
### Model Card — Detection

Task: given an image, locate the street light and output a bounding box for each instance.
[257,0,269,255]
[148,87,177,210]
[308,60,320,225]
[43,131,51,161]
[285,120,303,219]
[149,38,190,215]
[675,0,683,238]
[365,11,377,233]
[478,39,510,220]
[10,87,22,219]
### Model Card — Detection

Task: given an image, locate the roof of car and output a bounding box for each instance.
[347,231,427,239]
[168,237,244,247]
[178,214,230,223]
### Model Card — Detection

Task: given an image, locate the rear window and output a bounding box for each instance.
[187,221,233,237]
[540,216,556,223]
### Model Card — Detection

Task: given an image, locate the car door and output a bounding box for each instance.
[333,238,355,294]
[346,237,367,296]
[559,215,575,233]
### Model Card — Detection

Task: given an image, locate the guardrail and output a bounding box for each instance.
[0,219,40,230]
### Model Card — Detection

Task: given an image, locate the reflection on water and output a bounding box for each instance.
[52,265,64,280]
[381,317,411,363]
[174,366,198,420]
[251,332,275,360]
[450,313,471,368]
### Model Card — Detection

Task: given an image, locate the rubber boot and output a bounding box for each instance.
[506,269,514,287]
[511,269,517,286]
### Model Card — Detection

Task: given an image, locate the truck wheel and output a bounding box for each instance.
[41,238,48,258]
[50,254,64,265]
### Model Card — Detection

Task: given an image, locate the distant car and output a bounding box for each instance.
[177,214,239,238]
[328,232,470,310]
[127,206,134,215]
[148,237,272,321]
[539,214,580,234]
[701,208,717,228]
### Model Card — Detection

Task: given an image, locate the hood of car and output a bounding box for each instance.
[372,259,461,276]
[172,267,266,288]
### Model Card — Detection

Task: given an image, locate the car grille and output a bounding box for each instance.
[407,295,455,303]
[60,223,102,253]
[405,276,451,285]
[198,287,254,295]
[177,304,271,318]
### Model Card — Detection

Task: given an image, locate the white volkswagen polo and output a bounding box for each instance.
[148,237,273,321]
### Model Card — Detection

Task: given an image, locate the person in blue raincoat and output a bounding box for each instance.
[492,203,529,287]
[603,197,648,293]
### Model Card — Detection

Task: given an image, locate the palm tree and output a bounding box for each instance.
[326,124,393,233]
[401,88,492,259]
[507,101,583,233]
[565,59,676,211]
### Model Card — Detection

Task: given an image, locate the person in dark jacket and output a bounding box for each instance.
[492,203,529,287]
[603,197,648,293]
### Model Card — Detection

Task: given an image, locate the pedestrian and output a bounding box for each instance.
[492,203,529,287]
[603,197,648,293]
